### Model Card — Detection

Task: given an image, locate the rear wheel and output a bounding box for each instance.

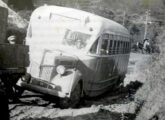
[59,82,82,108]
[112,76,125,92]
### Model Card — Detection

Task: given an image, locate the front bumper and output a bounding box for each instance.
[16,77,69,98]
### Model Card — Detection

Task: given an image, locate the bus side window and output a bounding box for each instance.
[127,41,129,53]
[124,41,126,54]
[109,40,113,55]
[126,42,128,53]
[117,40,120,54]
[113,41,117,54]
[100,34,109,55]
[122,41,124,54]
[109,35,114,55]
[114,35,118,54]
[119,41,122,54]
[90,38,99,54]
[116,41,118,54]
[128,42,131,52]
[121,36,124,54]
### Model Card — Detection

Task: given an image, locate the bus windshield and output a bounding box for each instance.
[63,29,91,49]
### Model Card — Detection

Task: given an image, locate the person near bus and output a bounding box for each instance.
[143,38,151,53]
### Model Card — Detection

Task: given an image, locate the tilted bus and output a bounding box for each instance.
[17,5,131,108]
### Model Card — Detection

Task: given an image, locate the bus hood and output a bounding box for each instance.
[27,49,79,81]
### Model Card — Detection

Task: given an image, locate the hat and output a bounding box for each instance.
[8,35,16,41]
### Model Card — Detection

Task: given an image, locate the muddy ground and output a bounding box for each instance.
[9,53,151,120]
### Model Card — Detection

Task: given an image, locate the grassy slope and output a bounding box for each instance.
[135,27,165,120]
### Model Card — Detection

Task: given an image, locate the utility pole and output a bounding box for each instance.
[123,11,126,26]
[144,10,150,39]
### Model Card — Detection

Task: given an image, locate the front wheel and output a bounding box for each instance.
[59,82,82,108]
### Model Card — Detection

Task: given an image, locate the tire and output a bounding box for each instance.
[59,82,82,108]
[113,77,124,92]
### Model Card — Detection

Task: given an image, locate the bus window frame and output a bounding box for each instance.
[110,34,114,55]
[100,33,110,55]
[89,38,99,55]
[108,34,114,55]
[114,35,118,54]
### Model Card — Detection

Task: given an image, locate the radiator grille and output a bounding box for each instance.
[39,66,55,81]
[29,61,40,78]
[29,61,56,81]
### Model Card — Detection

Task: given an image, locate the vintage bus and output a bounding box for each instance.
[17,5,131,108]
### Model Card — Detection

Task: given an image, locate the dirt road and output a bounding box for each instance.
[9,53,151,120]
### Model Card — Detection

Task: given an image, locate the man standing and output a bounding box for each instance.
[143,39,151,53]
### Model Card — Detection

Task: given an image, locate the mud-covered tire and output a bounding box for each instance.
[59,82,82,108]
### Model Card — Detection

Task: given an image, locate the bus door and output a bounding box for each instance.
[86,37,102,96]
[95,34,117,91]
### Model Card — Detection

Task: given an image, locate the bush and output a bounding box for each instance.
[135,27,165,120]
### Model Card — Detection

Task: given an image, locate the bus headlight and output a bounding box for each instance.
[56,65,66,75]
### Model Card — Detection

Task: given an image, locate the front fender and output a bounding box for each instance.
[70,69,82,92]
[51,69,82,97]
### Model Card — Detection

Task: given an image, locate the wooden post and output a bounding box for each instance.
[123,11,126,26]
[144,10,149,39]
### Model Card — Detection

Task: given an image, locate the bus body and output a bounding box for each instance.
[17,5,130,100]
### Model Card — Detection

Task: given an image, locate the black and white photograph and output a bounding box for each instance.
[0,0,164,120]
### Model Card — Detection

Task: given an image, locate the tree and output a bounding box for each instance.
[8,0,34,10]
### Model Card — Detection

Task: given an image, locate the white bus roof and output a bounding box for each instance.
[30,5,130,36]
